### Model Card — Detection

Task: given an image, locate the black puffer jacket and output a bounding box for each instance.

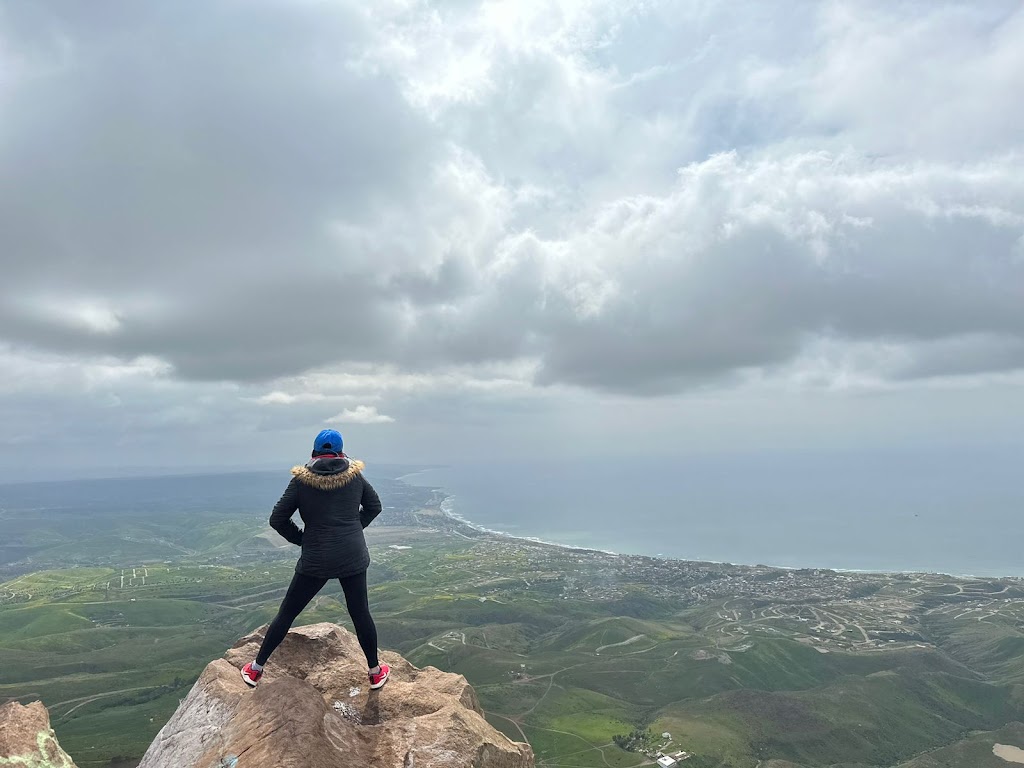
[269,456,382,579]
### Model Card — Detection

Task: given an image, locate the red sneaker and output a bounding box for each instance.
[241,662,263,688]
[369,662,390,690]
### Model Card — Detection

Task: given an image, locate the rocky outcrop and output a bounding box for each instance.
[138,622,534,768]
[0,700,78,768]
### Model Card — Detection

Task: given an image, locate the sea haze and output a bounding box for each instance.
[404,447,1023,578]
[2,449,1017,578]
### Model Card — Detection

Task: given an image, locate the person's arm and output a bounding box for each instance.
[269,478,303,546]
[359,478,382,529]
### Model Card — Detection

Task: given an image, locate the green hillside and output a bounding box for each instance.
[4,483,1024,768]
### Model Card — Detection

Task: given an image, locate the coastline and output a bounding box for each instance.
[438,495,620,556]
[424,488,1020,582]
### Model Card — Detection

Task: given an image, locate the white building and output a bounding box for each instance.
[657,757,677,768]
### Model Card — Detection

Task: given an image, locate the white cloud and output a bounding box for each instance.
[256,391,300,405]
[3,0,1020,395]
[0,344,172,395]
[398,149,1024,393]
[16,296,124,334]
[327,405,396,425]
[255,391,327,406]
[352,0,635,113]
[803,2,1024,160]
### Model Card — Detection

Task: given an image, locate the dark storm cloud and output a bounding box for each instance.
[0,1,439,379]
[404,153,1024,394]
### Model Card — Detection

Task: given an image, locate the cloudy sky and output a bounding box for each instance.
[1,0,1022,481]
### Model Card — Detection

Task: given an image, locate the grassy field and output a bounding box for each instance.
[7,540,1024,768]
[896,722,1024,767]
[0,563,298,765]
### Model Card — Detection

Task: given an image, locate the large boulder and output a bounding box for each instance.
[0,699,78,768]
[138,622,534,768]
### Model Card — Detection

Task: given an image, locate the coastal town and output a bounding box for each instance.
[6,471,1020,664]
[361,495,1024,658]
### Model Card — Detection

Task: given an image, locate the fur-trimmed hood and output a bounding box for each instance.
[291,457,366,491]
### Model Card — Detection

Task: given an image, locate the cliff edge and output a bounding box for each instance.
[137,622,534,768]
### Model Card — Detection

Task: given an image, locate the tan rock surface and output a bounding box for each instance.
[138,622,534,768]
[0,699,78,768]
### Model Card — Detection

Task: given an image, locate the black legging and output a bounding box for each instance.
[256,570,378,668]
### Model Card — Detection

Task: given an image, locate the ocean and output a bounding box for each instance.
[3,448,1018,578]
[401,450,1024,578]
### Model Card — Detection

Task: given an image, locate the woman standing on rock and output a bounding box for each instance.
[241,429,389,690]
